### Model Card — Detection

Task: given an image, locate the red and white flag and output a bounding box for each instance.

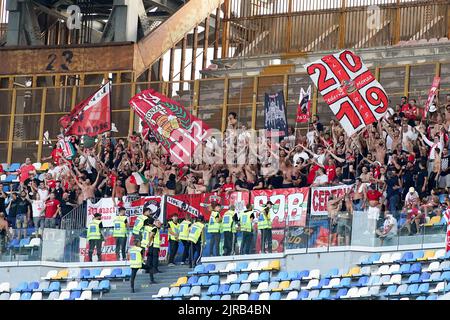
[129,89,210,165]
[304,50,388,136]
[296,86,311,123]
[424,76,440,118]
[60,82,112,137]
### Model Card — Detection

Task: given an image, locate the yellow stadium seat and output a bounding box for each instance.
[417,250,435,261]
[170,276,187,287]
[52,269,69,280]
[343,266,360,277]
[424,216,441,227]
[262,260,281,271]
[40,162,50,171]
[272,280,290,292]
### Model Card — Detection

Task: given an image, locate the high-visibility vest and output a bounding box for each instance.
[141,225,152,248]
[258,206,271,230]
[129,246,142,269]
[168,221,180,241]
[179,220,191,241]
[221,210,235,233]
[113,216,127,238]
[188,222,204,244]
[87,220,101,240]
[208,211,220,234]
[132,215,148,235]
[240,210,253,233]
[152,228,161,249]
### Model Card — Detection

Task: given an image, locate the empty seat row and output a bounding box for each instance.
[189,260,281,276]
[360,249,448,266]
[9,280,110,294]
[3,290,93,300]
[42,268,131,281]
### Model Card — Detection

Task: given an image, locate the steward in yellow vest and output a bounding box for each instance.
[87,213,103,262]
[188,215,205,268]
[113,207,129,261]
[240,203,255,255]
[147,219,162,284]
[168,214,180,266]
[132,208,151,239]
[221,205,238,256]
[178,214,192,265]
[129,239,143,293]
[207,204,222,257]
[259,201,273,254]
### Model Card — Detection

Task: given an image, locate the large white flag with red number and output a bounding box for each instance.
[304,50,388,136]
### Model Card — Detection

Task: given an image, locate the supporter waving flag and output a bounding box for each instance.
[304,50,388,136]
[129,89,210,165]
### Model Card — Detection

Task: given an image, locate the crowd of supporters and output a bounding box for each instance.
[1,93,450,254]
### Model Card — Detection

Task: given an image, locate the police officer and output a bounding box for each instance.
[167,213,180,266]
[87,213,103,262]
[258,201,273,253]
[178,214,192,265]
[147,219,162,284]
[132,207,151,240]
[129,239,143,293]
[222,205,239,256]
[188,215,205,268]
[113,207,129,261]
[207,204,222,256]
[240,203,255,255]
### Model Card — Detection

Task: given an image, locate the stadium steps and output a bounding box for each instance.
[100,265,190,300]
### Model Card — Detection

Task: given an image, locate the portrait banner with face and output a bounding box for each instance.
[304,50,388,136]
[264,91,288,138]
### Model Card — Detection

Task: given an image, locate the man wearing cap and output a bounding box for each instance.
[87,213,103,262]
[258,201,274,253]
[405,187,420,209]
[113,207,129,261]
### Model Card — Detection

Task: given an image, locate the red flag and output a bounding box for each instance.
[424,76,440,118]
[63,82,112,137]
[129,89,210,165]
[296,86,311,123]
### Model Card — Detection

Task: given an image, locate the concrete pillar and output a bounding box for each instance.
[113,0,138,42]
[5,0,21,46]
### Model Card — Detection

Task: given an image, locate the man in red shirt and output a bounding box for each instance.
[44,193,61,229]
[366,183,383,207]
[401,98,418,122]
[222,176,235,193]
[18,158,36,184]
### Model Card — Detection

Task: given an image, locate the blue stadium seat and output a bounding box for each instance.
[18,238,30,249]
[404,284,419,295]
[210,295,220,300]
[208,275,220,285]
[212,284,229,296]
[272,271,289,282]
[324,268,339,278]
[419,272,430,282]
[427,295,437,300]
[312,278,330,289]
[416,296,426,300]
[108,268,122,278]
[297,290,309,300]
[200,295,210,300]
[122,268,132,279]
[383,285,397,296]
[440,261,450,271]
[405,273,420,284]
[80,269,90,279]
[7,163,21,172]
[409,263,422,274]
[315,289,330,300]
[225,283,241,295]
[205,264,216,273]
[20,292,31,300]
[297,270,310,280]
[440,271,450,282]
[333,288,348,299]
[417,283,429,294]
[235,262,248,272]
[97,280,110,293]
[398,252,413,263]
[336,277,351,288]
[408,251,424,262]
[428,272,441,282]
[354,276,369,287]
[256,272,270,283]
[43,282,60,293]
[4,175,17,183]
[206,285,218,296]
[440,251,450,261]
[69,291,81,300]
[270,292,281,300]
[237,283,251,294]
[87,281,99,292]
[233,273,248,284]
[287,271,299,281]
[397,264,411,274]
[175,286,191,297]
[197,276,209,286]
[34,281,49,292]
[8,239,20,250]
[249,293,259,300]
[14,282,28,293]
[27,282,39,292]
[76,281,89,291]
[367,275,380,286]
[182,276,198,287]
[361,253,381,265]
[188,265,204,275]
[85,269,101,280]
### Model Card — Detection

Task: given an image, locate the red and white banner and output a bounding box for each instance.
[310,184,353,216]
[165,192,249,221]
[304,50,388,136]
[61,82,112,137]
[119,196,163,227]
[424,76,440,117]
[251,188,309,228]
[255,228,285,253]
[296,86,312,123]
[86,198,117,228]
[129,89,210,165]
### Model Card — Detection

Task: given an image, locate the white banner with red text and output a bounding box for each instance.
[310,184,354,216]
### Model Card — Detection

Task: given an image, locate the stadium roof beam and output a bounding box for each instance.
[6,0,43,46]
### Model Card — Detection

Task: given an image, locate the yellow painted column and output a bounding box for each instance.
[193,79,200,117]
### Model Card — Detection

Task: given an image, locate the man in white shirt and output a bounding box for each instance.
[404,187,420,208]
[312,168,328,186]
[376,211,397,245]
[32,195,45,235]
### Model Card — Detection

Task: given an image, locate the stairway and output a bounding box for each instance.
[101,265,191,300]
